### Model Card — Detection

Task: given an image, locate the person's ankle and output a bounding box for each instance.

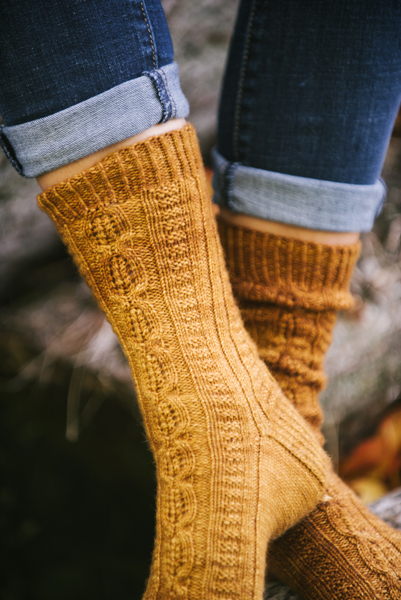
[219,206,360,246]
[37,118,187,191]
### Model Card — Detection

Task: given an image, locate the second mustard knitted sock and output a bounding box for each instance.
[218,219,401,600]
[37,125,327,600]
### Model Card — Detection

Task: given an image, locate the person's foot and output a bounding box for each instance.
[38,124,327,599]
[270,468,401,599]
[218,219,401,599]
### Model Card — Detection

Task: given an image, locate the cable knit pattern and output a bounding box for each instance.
[218,223,360,438]
[38,125,326,600]
[270,471,401,599]
[218,219,401,599]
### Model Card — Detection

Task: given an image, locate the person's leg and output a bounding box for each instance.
[0,3,328,598]
[216,1,401,598]
[0,0,188,178]
[216,0,398,234]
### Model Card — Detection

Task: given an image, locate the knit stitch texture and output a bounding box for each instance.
[38,125,327,600]
[218,219,401,599]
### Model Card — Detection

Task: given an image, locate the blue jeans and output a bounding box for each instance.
[213,0,401,232]
[0,0,189,178]
[1,0,400,232]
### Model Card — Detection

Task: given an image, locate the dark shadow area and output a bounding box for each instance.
[1,315,156,600]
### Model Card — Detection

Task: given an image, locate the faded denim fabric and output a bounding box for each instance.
[213,149,386,232]
[0,0,189,177]
[0,0,174,125]
[218,0,401,186]
[0,63,189,177]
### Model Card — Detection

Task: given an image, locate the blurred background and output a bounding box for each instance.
[1,0,401,598]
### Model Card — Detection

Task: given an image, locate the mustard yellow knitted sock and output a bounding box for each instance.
[37,125,327,600]
[218,219,401,600]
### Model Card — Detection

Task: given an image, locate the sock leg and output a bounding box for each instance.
[218,218,401,599]
[37,124,327,600]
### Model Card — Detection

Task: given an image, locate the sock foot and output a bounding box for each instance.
[270,469,401,599]
[218,220,401,599]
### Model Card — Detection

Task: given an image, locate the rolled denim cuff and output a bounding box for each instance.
[212,149,386,232]
[0,62,189,178]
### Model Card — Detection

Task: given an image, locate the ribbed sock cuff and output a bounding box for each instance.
[218,219,360,311]
[37,124,204,221]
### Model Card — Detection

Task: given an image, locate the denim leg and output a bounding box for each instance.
[0,0,189,177]
[215,0,401,231]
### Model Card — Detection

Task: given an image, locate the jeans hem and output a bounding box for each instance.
[0,62,189,178]
[212,149,386,232]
